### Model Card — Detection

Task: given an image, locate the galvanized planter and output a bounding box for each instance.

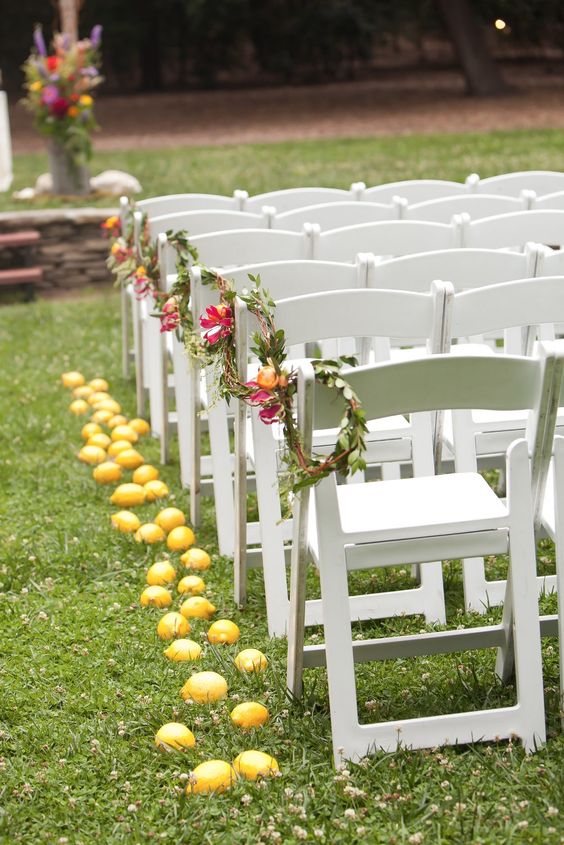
[47,141,90,196]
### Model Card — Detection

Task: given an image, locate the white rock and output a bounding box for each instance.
[35,172,53,193]
[13,187,37,200]
[90,170,142,195]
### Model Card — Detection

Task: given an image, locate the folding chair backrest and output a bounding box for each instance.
[368,247,535,292]
[535,246,564,277]
[468,171,564,197]
[137,191,246,217]
[458,210,564,249]
[404,193,527,223]
[362,179,467,204]
[190,228,311,268]
[148,209,269,241]
[533,191,564,211]
[245,187,357,213]
[272,201,400,231]
[313,220,456,262]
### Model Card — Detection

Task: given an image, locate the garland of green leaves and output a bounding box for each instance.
[102,208,368,491]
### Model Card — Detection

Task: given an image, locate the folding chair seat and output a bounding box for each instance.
[272,200,401,231]
[403,193,529,223]
[286,349,564,761]
[361,179,468,204]
[467,171,564,197]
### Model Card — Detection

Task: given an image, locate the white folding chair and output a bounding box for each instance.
[235,283,449,636]
[456,210,564,250]
[532,191,564,211]
[403,193,529,223]
[137,190,248,216]
[287,348,564,760]
[442,276,564,611]
[244,184,363,213]
[312,219,459,262]
[272,200,402,231]
[361,179,468,204]
[467,171,564,197]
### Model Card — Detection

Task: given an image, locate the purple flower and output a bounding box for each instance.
[41,85,59,105]
[49,74,60,82]
[90,25,103,49]
[81,66,99,77]
[33,26,47,57]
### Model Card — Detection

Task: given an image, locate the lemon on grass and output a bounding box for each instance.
[180,671,228,704]
[230,702,269,730]
[147,560,176,586]
[167,525,196,552]
[177,575,206,596]
[107,439,131,458]
[233,750,279,781]
[157,612,190,640]
[115,448,145,470]
[111,510,141,533]
[129,418,150,435]
[111,424,139,444]
[132,464,159,486]
[144,480,170,502]
[81,422,102,440]
[140,585,172,608]
[180,596,216,620]
[93,462,122,484]
[61,371,85,388]
[108,414,128,429]
[154,507,185,533]
[87,432,112,450]
[88,378,109,392]
[234,648,268,673]
[155,722,196,752]
[69,399,89,415]
[186,760,236,795]
[110,483,146,507]
[180,548,210,570]
[93,399,122,415]
[87,391,111,406]
[73,385,94,399]
[135,523,166,544]
[207,620,240,645]
[92,409,113,425]
[78,445,106,465]
[164,639,202,661]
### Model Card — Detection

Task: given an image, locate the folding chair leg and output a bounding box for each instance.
[159,333,170,465]
[286,487,312,700]
[234,397,247,607]
[133,300,145,418]
[173,336,193,488]
[553,440,564,729]
[206,374,235,557]
[121,284,130,379]
[189,359,201,528]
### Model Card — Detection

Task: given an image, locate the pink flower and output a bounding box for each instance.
[245,381,272,405]
[159,297,180,333]
[258,403,282,424]
[200,303,233,345]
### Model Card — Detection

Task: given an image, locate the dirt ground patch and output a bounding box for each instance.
[9,62,564,154]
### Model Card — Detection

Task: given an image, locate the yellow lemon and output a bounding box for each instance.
[129,418,151,435]
[73,385,94,399]
[233,750,279,780]
[144,480,170,502]
[108,414,128,429]
[135,523,166,544]
[81,422,102,440]
[92,409,113,425]
[155,722,196,752]
[167,525,196,552]
[157,611,190,640]
[155,507,186,533]
[207,620,240,645]
[93,461,122,484]
[234,648,268,673]
[78,445,106,465]
[164,639,202,661]
[180,671,228,704]
[87,432,112,450]
[111,510,141,533]
[88,378,109,392]
[132,464,159,485]
[115,448,145,470]
[62,371,85,388]
[93,399,122,415]
[107,439,131,457]
[88,391,111,406]
[180,548,210,570]
[147,560,176,586]
[140,585,172,608]
[70,399,89,415]
[178,575,206,596]
[186,760,235,795]
[180,596,216,620]
[111,424,138,443]
[230,702,269,730]
[110,483,146,507]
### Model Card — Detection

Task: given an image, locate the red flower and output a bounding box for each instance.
[200,303,233,345]
[50,97,69,118]
[244,380,282,424]
[258,403,282,425]
[159,297,180,333]
[46,55,60,72]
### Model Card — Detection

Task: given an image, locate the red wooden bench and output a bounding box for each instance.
[0,230,42,301]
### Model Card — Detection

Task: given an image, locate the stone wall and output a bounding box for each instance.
[0,208,118,291]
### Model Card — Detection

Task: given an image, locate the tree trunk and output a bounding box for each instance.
[58,0,79,43]
[437,0,509,96]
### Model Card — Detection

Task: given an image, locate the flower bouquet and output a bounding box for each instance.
[22,25,103,195]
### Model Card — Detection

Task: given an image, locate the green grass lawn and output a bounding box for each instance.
[3,127,564,213]
[0,292,563,845]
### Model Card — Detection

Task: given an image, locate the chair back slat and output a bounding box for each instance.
[315,220,455,262]
[461,210,564,249]
[405,194,525,223]
[273,201,399,231]
[363,179,467,203]
[137,192,244,216]
[470,171,564,197]
[532,190,564,211]
[191,228,310,268]
[148,209,268,241]
[245,187,354,213]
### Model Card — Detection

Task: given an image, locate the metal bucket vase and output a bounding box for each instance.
[47,141,90,195]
